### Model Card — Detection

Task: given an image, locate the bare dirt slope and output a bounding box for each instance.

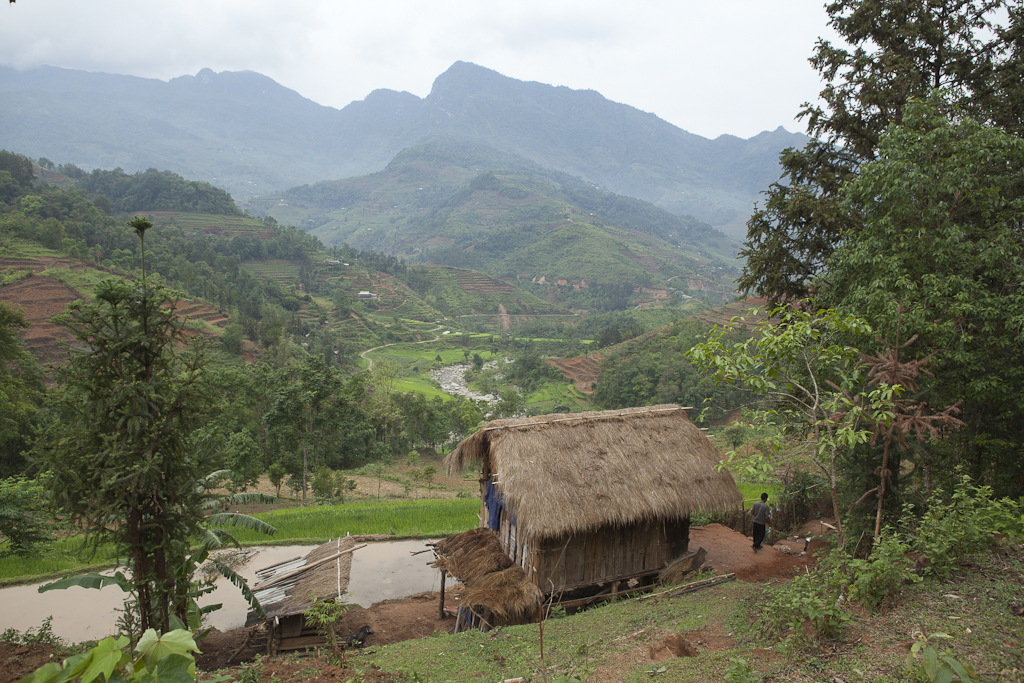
[0,276,84,365]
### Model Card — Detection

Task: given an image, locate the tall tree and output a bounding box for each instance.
[0,302,43,476]
[739,0,1023,302]
[267,357,373,502]
[824,94,1024,495]
[38,264,214,632]
[689,305,897,546]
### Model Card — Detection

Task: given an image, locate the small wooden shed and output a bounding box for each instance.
[246,537,360,654]
[444,405,742,599]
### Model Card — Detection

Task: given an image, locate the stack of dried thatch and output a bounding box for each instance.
[433,528,543,625]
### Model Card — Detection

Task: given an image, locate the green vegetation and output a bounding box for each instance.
[3,7,1024,680]
[214,499,478,543]
[36,241,217,633]
[725,0,1024,525]
[739,0,1022,302]
[0,301,43,477]
[14,628,202,683]
[592,318,747,422]
[36,268,116,301]
[75,167,241,215]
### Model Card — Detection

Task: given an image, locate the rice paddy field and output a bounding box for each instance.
[219,499,480,544]
[0,539,119,586]
[240,260,304,285]
[0,499,478,586]
[144,212,272,239]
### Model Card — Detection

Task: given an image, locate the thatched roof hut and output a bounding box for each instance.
[445,405,741,599]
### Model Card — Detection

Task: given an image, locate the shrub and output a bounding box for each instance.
[909,472,1022,578]
[14,629,200,683]
[303,594,350,654]
[312,466,337,503]
[0,475,55,557]
[762,550,851,644]
[848,529,920,610]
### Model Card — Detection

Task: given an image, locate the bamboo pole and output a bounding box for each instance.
[253,544,368,591]
[637,573,736,601]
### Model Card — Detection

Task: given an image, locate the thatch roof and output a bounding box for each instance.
[251,537,354,622]
[445,404,742,540]
[432,528,543,623]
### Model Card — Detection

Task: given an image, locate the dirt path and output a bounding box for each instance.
[497,303,511,330]
[360,324,444,372]
[689,521,831,582]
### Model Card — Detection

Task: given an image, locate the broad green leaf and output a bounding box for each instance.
[53,651,92,681]
[923,647,939,679]
[135,629,199,674]
[39,572,132,594]
[80,636,131,683]
[167,614,189,632]
[942,655,974,683]
[13,662,63,683]
[138,654,195,683]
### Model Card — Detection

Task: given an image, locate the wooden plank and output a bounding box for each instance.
[549,568,662,594]
[277,635,329,652]
[553,583,654,609]
[637,573,736,601]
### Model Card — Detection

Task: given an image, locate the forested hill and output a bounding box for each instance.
[249,140,742,309]
[54,165,242,215]
[0,62,808,235]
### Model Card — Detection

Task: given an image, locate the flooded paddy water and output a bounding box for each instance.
[0,540,441,644]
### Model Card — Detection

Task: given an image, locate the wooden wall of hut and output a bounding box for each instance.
[524,518,690,594]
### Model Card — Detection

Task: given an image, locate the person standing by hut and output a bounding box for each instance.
[751,492,771,551]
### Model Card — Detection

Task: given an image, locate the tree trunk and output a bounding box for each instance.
[873,438,891,540]
[301,445,308,506]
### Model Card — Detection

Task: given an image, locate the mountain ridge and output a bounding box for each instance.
[0,61,808,233]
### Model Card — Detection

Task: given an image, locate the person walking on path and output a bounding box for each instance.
[751,492,771,551]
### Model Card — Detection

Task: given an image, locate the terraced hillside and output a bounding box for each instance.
[692,296,770,328]
[443,266,515,294]
[0,275,84,366]
[241,260,303,287]
[418,265,569,317]
[144,211,274,239]
[1,251,231,368]
[543,297,774,396]
[546,354,602,394]
[173,300,231,330]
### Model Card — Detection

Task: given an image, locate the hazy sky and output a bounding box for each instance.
[0,1,840,140]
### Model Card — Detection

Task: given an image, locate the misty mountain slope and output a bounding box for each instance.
[258,141,740,305]
[0,62,806,232]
